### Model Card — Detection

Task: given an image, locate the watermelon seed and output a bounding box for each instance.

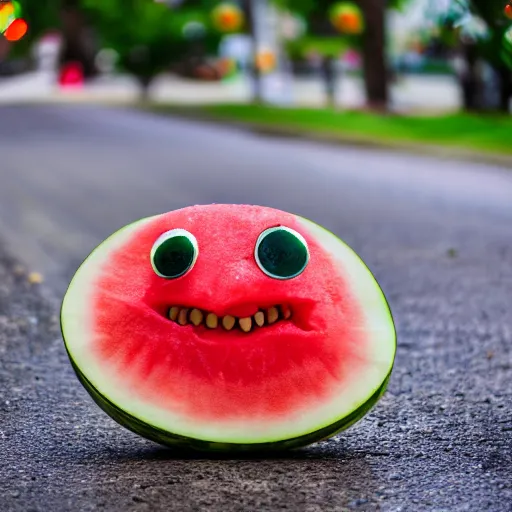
[239,317,252,333]
[254,311,265,327]
[178,309,189,326]
[206,313,219,329]
[190,309,204,326]
[222,315,236,331]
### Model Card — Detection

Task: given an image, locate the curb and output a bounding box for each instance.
[143,107,512,169]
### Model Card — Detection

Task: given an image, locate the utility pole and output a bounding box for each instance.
[242,0,263,103]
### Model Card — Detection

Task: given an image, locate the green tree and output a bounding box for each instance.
[81,0,210,96]
[449,0,512,111]
[274,0,408,110]
[8,0,61,58]
[12,0,97,77]
[58,0,224,96]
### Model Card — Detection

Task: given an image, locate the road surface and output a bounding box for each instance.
[0,105,511,511]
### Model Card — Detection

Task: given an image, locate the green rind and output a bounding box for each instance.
[66,346,392,453]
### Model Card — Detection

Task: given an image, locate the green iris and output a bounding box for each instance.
[255,226,309,280]
[151,229,198,279]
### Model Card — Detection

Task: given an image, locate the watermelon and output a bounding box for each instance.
[61,205,396,452]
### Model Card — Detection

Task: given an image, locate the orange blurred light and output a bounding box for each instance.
[256,50,277,74]
[219,12,237,29]
[4,17,27,41]
[212,4,244,33]
[334,12,363,34]
[330,3,364,35]
[505,4,512,20]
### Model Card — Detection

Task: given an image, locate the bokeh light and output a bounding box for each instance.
[4,16,27,41]
[457,15,490,43]
[182,20,207,40]
[0,2,15,33]
[255,49,277,74]
[0,0,27,41]
[505,25,512,46]
[211,3,244,33]
[329,2,364,35]
[441,0,470,28]
[505,3,512,20]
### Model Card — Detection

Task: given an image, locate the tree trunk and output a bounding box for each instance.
[60,6,97,79]
[496,66,511,113]
[242,0,263,104]
[458,43,483,111]
[0,37,10,63]
[138,76,153,103]
[322,56,337,108]
[359,0,389,110]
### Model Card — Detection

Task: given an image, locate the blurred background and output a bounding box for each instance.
[0,0,511,114]
[0,0,512,287]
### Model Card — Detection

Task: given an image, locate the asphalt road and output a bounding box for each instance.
[0,104,511,512]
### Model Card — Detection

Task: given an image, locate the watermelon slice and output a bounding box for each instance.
[61,205,396,452]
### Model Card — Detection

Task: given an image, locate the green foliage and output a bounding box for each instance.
[8,0,61,57]
[80,0,223,83]
[470,0,512,69]
[273,0,409,59]
[273,0,410,17]
[273,0,361,60]
[285,36,349,59]
[438,0,512,69]
[271,0,316,16]
[15,0,60,37]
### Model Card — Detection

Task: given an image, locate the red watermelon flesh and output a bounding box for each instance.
[62,204,396,449]
[94,206,365,420]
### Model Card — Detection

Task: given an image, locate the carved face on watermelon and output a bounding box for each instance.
[61,204,396,451]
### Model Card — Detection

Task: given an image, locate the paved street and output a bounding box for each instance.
[0,105,511,511]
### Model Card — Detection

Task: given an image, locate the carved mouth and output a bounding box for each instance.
[166,304,293,333]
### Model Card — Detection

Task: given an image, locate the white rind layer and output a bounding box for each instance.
[61,213,396,444]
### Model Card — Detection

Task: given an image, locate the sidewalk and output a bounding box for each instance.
[0,70,462,112]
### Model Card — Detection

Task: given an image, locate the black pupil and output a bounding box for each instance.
[258,229,307,278]
[154,235,195,278]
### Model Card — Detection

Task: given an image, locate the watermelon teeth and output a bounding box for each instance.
[167,304,292,332]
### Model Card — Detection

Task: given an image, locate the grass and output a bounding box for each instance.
[150,104,512,160]
[285,36,349,59]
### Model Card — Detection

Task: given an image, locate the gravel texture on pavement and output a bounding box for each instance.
[0,105,511,512]
[1,224,511,512]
